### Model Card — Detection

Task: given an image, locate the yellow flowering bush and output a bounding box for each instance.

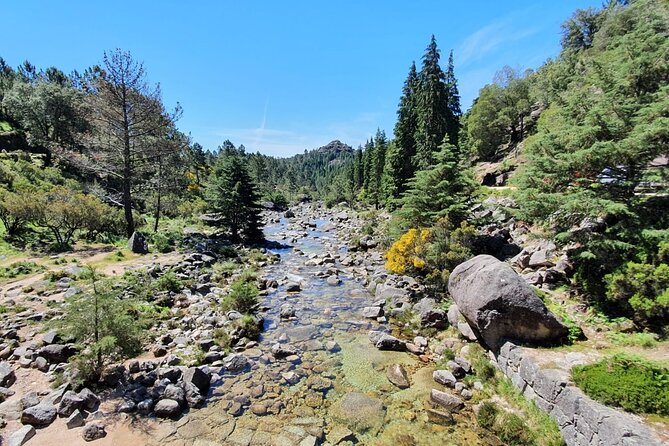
[385,228,430,274]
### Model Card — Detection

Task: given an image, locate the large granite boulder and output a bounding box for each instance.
[448,255,568,349]
[128,231,149,254]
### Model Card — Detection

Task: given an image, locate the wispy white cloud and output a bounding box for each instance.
[208,111,389,157]
[456,17,541,68]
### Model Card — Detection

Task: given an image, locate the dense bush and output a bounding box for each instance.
[423,218,477,286]
[385,228,430,274]
[153,272,183,293]
[0,186,126,249]
[221,278,259,314]
[0,190,40,236]
[385,218,478,289]
[265,190,289,211]
[572,354,669,415]
[605,261,669,329]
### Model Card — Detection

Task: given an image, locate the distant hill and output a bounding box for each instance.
[316,140,353,155]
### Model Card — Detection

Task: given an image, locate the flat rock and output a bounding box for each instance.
[361,306,383,319]
[8,425,35,446]
[21,402,57,426]
[386,364,410,389]
[430,389,464,412]
[328,424,357,444]
[331,392,385,434]
[154,398,181,418]
[433,370,457,387]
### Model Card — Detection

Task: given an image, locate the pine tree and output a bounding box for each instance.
[353,147,364,190]
[414,35,451,170]
[370,129,387,208]
[205,149,264,243]
[399,137,476,228]
[362,139,374,196]
[445,51,462,148]
[386,62,420,200]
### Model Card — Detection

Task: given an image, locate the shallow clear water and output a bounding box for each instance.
[157,217,484,446]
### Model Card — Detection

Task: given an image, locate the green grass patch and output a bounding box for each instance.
[0,261,45,280]
[607,331,658,348]
[472,347,564,446]
[572,354,669,415]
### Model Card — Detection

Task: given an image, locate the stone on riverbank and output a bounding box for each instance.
[448,255,568,349]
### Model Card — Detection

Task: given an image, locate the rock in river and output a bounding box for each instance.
[331,392,386,434]
[386,364,410,389]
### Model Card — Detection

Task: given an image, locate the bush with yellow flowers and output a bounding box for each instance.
[385,228,431,274]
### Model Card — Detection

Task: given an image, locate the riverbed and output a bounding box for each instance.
[149,214,484,446]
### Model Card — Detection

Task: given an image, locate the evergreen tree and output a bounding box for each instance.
[414,35,452,170]
[515,0,668,302]
[362,139,374,195]
[381,141,401,208]
[370,129,387,208]
[445,51,462,148]
[399,138,476,228]
[353,147,364,190]
[205,148,264,243]
[386,62,420,200]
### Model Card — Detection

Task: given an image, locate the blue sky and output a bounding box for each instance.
[2,1,600,157]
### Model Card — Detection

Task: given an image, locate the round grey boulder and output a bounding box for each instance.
[448,255,568,349]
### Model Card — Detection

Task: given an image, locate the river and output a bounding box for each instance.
[150,213,483,446]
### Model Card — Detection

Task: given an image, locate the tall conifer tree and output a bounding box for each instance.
[445,51,462,148]
[385,62,420,200]
[414,35,451,170]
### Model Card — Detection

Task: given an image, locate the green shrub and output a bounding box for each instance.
[213,260,239,281]
[477,401,538,446]
[497,412,535,446]
[468,344,496,383]
[221,279,259,314]
[265,191,289,211]
[150,231,175,253]
[477,401,499,430]
[424,218,478,288]
[0,261,45,279]
[58,269,144,384]
[213,328,231,350]
[237,269,258,284]
[153,272,183,293]
[543,299,583,344]
[44,269,73,282]
[236,314,262,340]
[572,354,669,415]
[605,261,669,328]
